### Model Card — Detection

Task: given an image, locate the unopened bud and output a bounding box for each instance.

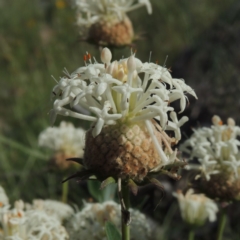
[212,115,222,126]
[227,118,235,127]
[127,55,136,73]
[101,48,112,64]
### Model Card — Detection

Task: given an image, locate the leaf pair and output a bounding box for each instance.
[105,221,121,240]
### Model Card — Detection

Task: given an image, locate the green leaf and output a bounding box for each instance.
[0,135,46,160]
[88,179,117,202]
[102,183,117,202]
[87,180,102,202]
[100,177,116,189]
[105,221,121,240]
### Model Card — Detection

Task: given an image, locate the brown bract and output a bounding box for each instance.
[84,120,175,182]
[51,152,78,170]
[88,14,134,47]
[199,172,240,202]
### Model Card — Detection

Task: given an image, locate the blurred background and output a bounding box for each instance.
[1,0,240,239]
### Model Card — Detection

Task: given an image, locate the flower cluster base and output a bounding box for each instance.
[84,120,174,182]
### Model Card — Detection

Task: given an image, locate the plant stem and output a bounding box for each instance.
[188,229,195,240]
[121,184,130,240]
[217,209,227,240]
[118,178,130,240]
[61,180,69,203]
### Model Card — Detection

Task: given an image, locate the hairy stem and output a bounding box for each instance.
[118,178,130,240]
[188,229,195,240]
[217,209,227,240]
[61,180,69,203]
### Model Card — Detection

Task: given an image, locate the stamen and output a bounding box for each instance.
[87,53,92,64]
[51,75,58,83]
[83,54,87,66]
[149,51,152,63]
[163,55,168,68]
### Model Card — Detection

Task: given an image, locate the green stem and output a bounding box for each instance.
[61,180,69,203]
[188,229,195,240]
[121,184,130,240]
[217,210,227,240]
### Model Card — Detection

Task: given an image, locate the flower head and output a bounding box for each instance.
[173,189,218,227]
[51,48,196,182]
[38,121,86,169]
[28,199,74,222]
[0,200,26,239]
[74,0,152,47]
[66,201,152,240]
[0,197,70,239]
[181,115,240,200]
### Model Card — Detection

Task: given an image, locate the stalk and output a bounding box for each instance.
[217,209,227,240]
[118,178,130,240]
[188,229,195,240]
[122,185,130,240]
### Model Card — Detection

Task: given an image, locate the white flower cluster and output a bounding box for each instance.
[74,0,152,27]
[0,194,73,240]
[26,199,74,223]
[181,115,240,180]
[38,121,85,158]
[173,189,218,226]
[66,201,152,240]
[51,48,197,165]
[0,187,154,240]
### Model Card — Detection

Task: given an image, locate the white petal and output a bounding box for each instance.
[96,82,107,96]
[92,118,104,138]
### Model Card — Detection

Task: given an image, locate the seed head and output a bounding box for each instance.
[84,120,175,182]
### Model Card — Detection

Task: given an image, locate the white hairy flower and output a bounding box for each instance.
[181,115,240,180]
[28,199,74,222]
[0,199,70,240]
[74,0,152,27]
[173,189,218,226]
[38,121,85,158]
[74,0,152,46]
[25,210,69,240]
[50,48,196,174]
[0,200,26,239]
[66,201,152,240]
